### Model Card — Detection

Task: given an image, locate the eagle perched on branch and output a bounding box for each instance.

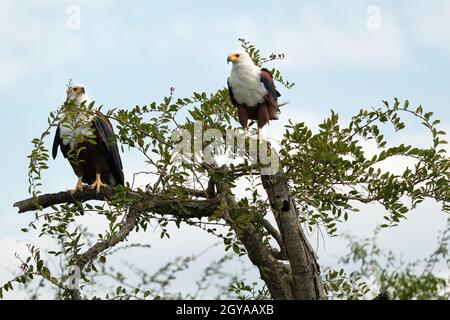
[52,84,124,192]
[227,50,281,139]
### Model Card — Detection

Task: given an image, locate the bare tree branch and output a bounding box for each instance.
[14,186,222,300]
[262,218,288,260]
[69,207,139,300]
[13,186,219,218]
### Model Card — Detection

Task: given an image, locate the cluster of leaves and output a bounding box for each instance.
[238,38,295,89]
[323,269,371,300]
[27,110,61,199]
[336,219,450,300]
[281,99,450,236]
[0,244,68,299]
[228,281,271,300]
[5,235,253,300]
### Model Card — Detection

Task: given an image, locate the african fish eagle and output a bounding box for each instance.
[52,84,124,193]
[227,50,281,138]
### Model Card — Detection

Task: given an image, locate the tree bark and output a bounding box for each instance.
[207,164,296,300]
[14,187,219,218]
[262,172,326,300]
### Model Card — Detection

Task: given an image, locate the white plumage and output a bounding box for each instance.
[228,51,268,107]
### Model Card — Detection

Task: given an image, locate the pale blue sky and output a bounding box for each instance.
[1,0,449,298]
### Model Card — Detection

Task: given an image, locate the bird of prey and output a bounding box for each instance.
[227,50,281,139]
[52,84,124,192]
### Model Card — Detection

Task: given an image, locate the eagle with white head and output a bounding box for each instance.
[227,50,281,138]
[52,84,124,192]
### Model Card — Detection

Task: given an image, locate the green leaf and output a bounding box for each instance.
[37,260,44,272]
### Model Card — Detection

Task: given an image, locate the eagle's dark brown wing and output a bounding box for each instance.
[52,125,61,159]
[52,125,71,160]
[260,68,281,99]
[94,115,124,186]
[259,68,280,126]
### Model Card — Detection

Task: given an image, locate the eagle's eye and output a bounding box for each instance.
[236,54,240,58]
[73,88,78,92]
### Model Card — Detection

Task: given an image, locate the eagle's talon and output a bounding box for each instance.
[70,178,84,194]
[70,186,84,194]
[89,174,106,193]
[89,181,106,193]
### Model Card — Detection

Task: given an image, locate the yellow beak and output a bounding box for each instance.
[227,54,238,64]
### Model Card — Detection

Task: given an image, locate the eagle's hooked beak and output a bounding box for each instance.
[65,86,85,102]
[227,53,239,64]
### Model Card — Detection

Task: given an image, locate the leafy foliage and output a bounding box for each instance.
[281,99,449,235]
[3,40,449,300]
[334,219,450,300]
[323,268,370,300]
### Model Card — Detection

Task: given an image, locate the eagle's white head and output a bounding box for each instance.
[227,50,268,107]
[66,83,89,104]
[227,50,255,66]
